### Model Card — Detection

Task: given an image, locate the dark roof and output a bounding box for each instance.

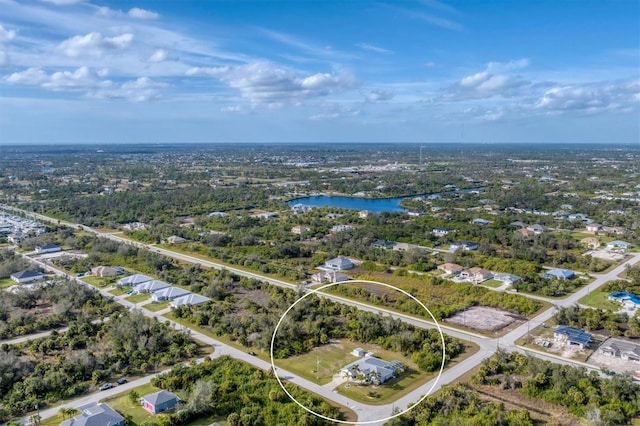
[143,389,179,406]
[10,269,42,279]
[555,326,592,345]
[36,243,59,249]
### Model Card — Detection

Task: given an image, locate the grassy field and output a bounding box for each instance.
[81,275,117,287]
[0,277,15,289]
[578,290,622,311]
[126,293,150,303]
[480,279,504,288]
[109,287,131,296]
[145,301,170,312]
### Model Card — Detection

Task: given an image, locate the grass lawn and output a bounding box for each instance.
[481,279,503,288]
[81,276,117,287]
[126,293,150,303]
[109,287,131,296]
[145,301,170,312]
[0,277,16,289]
[579,290,622,311]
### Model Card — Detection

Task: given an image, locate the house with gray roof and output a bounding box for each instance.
[340,354,403,385]
[170,293,210,308]
[151,286,190,302]
[494,273,521,286]
[10,269,43,284]
[35,243,61,254]
[116,273,153,287]
[134,279,171,294]
[141,390,180,414]
[60,402,124,426]
[325,257,354,270]
[598,338,640,363]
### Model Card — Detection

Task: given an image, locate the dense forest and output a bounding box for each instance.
[0,310,200,421]
[150,355,344,426]
[172,277,463,371]
[472,350,640,424]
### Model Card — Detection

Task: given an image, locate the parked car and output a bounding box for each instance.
[117,378,128,385]
[99,383,113,391]
[248,351,257,356]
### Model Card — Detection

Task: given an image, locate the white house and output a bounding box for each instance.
[10,269,43,283]
[134,279,171,294]
[291,225,310,235]
[312,270,349,284]
[35,243,61,254]
[437,263,463,275]
[325,257,354,270]
[170,293,210,308]
[151,286,190,302]
[554,326,592,350]
[331,224,355,233]
[606,241,632,251]
[117,273,153,287]
[493,273,521,286]
[340,355,403,384]
[432,227,454,237]
[460,267,493,283]
[450,241,479,251]
[599,338,640,363]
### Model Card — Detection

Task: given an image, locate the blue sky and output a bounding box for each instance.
[0,0,638,144]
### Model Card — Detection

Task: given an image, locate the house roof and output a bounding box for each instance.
[467,267,491,275]
[607,240,631,247]
[326,257,354,268]
[601,338,640,356]
[60,403,124,426]
[544,269,575,279]
[555,326,592,345]
[143,390,180,406]
[171,293,210,307]
[135,280,171,292]
[10,269,42,279]
[153,286,190,299]
[438,263,463,271]
[117,274,153,286]
[342,357,403,380]
[36,243,60,249]
[494,273,521,283]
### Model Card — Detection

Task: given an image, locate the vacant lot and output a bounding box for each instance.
[445,306,524,332]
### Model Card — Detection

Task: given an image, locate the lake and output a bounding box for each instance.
[288,195,409,213]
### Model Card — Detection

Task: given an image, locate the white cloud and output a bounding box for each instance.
[0,25,17,42]
[444,60,531,100]
[356,43,393,54]
[533,79,640,113]
[0,51,8,67]
[58,32,134,58]
[148,48,168,62]
[41,0,86,5]
[187,61,358,103]
[365,89,394,102]
[91,76,169,102]
[128,8,159,20]
[6,66,110,91]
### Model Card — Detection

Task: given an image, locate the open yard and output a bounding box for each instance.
[126,293,150,303]
[579,290,622,311]
[0,277,15,289]
[81,275,117,287]
[145,301,170,312]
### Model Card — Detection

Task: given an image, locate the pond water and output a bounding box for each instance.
[288,195,409,213]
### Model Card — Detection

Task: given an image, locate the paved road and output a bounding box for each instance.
[4,205,638,425]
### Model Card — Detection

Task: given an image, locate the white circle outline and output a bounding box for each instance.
[269,279,446,425]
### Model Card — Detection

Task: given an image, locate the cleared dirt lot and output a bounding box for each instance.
[445,306,525,332]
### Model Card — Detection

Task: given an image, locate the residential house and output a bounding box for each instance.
[325,257,354,270]
[170,293,211,308]
[608,292,640,310]
[291,225,310,235]
[359,210,369,218]
[606,241,632,251]
[290,204,312,214]
[437,263,463,275]
[526,224,549,234]
[460,267,493,283]
[352,348,365,357]
[392,242,423,252]
[372,239,395,249]
[493,273,521,286]
[208,211,228,217]
[91,266,120,277]
[340,354,403,384]
[10,269,43,283]
[35,243,61,253]
[517,228,535,238]
[598,338,640,362]
[166,235,188,244]
[7,232,24,244]
[432,227,454,237]
[568,213,589,221]
[580,237,601,250]
[141,390,181,414]
[117,273,153,287]
[312,270,349,284]
[450,241,479,251]
[602,226,626,235]
[60,402,125,426]
[509,221,528,229]
[585,223,603,233]
[252,211,278,219]
[543,269,575,280]
[553,326,592,350]
[330,224,355,233]
[151,286,190,302]
[134,279,171,294]
[472,218,491,225]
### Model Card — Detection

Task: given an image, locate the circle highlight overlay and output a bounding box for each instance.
[269,279,446,425]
